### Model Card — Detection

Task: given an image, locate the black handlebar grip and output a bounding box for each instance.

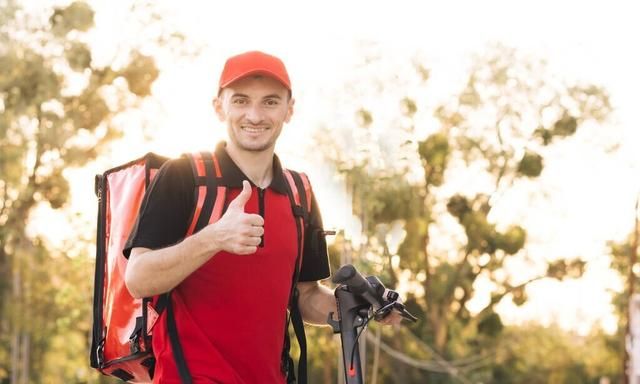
[332,264,357,284]
[333,264,382,309]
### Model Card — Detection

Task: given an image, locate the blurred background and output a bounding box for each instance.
[1,0,639,382]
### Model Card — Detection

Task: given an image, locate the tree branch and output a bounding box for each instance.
[4,110,45,231]
[493,110,511,192]
[0,181,8,220]
[475,274,546,320]
[445,249,473,302]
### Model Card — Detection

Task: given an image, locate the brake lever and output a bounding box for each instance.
[373,300,418,323]
[394,301,418,323]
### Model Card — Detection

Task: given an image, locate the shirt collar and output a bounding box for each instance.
[214,141,289,195]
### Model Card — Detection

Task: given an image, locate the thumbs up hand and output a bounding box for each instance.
[227,179,253,213]
[200,180,264,255]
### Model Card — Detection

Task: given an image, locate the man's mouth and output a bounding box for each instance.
[241,125,269,133]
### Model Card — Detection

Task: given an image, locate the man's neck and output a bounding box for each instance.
[225,143,275,189]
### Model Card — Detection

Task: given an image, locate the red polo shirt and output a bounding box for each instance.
[124,143,330,383]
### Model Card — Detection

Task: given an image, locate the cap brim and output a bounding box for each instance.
[219,68,291,91]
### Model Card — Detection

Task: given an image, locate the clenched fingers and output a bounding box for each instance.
[244,213,264,227]
[234,245,258,255]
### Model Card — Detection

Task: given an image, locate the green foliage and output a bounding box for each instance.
[495,225,526,255]
[553,114,578,137]
[477,311,503,337]
[313,43,611,382]
[491,324,620,383]
[510,284,527,306]
[446,194,470,218]
[546,258,587,280]
[0,1,169,381]
[401,97,418,116]
[50,1,94,36]
[419,133,450,187]
[517,151,544,177]
[121,52,160,97]
[355,108,373,127]
[65,41,92,71]
[606,230,637,380]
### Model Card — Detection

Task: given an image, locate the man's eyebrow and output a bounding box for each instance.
[229,93,283,99]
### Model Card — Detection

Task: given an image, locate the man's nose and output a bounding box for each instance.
[245,104,264,124]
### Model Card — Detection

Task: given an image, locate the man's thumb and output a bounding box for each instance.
[228,180,252,210]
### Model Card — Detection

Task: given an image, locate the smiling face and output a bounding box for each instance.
[214,75,294,155]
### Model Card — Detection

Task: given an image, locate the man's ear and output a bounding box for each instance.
[213,96,225,122]
[284,97,295,123]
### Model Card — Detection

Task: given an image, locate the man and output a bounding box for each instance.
[124,51,400,383]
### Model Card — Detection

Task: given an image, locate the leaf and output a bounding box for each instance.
[65,41,92,71]
[0,50,61,109]
[355,108,373,127]
[496,225,526,255]
[552,113,578,137]
[121,52,159,96]
[534,127,554,145]
[546,258,586,280]
[50,1,94,36]
[517,151,544,177]
[400,97,417,116]
[511,285,528,306]
[446,194,471,219]
[477,311,503,337]
[64,91,110,131]
[419,132,450,186]
[39,169,70,209]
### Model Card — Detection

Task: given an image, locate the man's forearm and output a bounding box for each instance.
[297,282,337,326]
[125,232,220,298]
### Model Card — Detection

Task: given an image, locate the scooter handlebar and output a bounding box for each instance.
[332,264,383,310]
[333,264,418,323]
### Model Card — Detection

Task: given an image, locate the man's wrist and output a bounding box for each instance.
[190,225,221,258]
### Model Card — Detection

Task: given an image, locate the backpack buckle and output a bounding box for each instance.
[129,332,141,354]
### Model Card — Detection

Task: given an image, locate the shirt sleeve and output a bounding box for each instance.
[298,183,331,282]
[123,157,194,258]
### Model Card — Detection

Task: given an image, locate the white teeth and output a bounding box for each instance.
[242,126,267,133]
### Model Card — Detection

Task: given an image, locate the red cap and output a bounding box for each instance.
[218,51,291,93]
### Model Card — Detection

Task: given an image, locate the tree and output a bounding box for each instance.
[313,43,611,383]
[0,1,182,382]
[491,324,619,383]
[608,202,639,382]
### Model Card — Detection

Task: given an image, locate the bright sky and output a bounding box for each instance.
[27,0,640,334]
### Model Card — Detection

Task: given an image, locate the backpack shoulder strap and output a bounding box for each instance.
[282,169,312,384]
[153,150,226,384]
[184,151,226,235]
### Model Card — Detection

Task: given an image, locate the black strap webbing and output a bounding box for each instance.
[193,151,219,232]
[166,293,192,384]
[290,289,307,384]
[282,169,309,384]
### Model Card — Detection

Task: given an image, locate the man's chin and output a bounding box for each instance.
[237,141,274,153]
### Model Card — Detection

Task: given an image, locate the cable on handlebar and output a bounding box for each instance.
[348,301,396,373]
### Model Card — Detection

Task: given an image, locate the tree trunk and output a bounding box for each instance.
[10,331,19,384]
[19,332,29,384]
[432,308,448,354]
[391,336,411,384]
[370,327,381,384]
[10,255,21,384]
[0,247,7,323]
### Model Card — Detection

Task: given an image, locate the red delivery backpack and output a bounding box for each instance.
[90,151,313,383]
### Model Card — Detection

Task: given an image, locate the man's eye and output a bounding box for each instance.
[265,99,279,106]
[232,98,247,104]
